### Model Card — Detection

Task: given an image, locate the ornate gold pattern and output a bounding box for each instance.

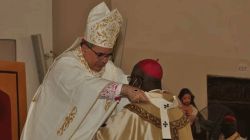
[73,46,104,77]
[124,104,189,140]
[170,114,189,140]
[57,106,77,136]
[125,104,161,127]
[85,9,123,48]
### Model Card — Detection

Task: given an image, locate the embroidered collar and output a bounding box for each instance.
[73,46,104,77]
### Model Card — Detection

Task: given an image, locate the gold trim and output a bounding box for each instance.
[124,104,161,128]
[57,106,77,136]
[105,99,113,111]
[170,114,189,140]
[73,46,104,77]
[124,104,189,140]
[68,47,106,139]
[69,96,100,139]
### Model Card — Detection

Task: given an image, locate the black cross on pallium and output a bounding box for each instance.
[163,121,168,127]
[164,104,169,109]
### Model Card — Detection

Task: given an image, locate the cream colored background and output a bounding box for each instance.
[1,0,250,110]
[52,0,250,110]
[0,0,52,107]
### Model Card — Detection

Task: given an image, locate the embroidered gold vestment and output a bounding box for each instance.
[94,90,193,140]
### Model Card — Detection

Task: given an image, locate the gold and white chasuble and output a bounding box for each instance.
[21,38,128,140]
[94,90,193,140]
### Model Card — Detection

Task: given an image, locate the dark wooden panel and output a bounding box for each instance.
[207,75,250,138]
[0,60,26,140]
[207,76,250,103]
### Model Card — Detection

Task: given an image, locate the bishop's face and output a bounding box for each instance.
[81,42,113,72]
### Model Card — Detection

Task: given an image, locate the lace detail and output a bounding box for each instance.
[100,82,120,111]
[100,82,119,100]
[72,46,104,77]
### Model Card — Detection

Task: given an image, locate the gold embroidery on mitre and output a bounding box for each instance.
[124,104,189,140]
[57,106,77,136]
[85,9,123,48]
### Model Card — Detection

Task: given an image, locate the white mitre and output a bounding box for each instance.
[84,2,123,48]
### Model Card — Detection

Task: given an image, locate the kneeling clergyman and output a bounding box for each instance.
[94,59,193,140]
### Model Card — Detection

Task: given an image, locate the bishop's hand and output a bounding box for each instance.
[120,84,148,103]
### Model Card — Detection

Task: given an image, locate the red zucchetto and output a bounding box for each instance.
[137,59,163,80]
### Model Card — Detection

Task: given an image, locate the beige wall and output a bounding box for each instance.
[53,0,104,56]
[53,0,250,109]
[122,48,250,109]
[0,0,52,107]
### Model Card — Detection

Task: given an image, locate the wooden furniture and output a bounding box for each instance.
[0,60,27,140]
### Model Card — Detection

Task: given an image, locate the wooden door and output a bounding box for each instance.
[0,60,27,140]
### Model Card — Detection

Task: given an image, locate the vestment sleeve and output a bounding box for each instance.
[47,56,113,103]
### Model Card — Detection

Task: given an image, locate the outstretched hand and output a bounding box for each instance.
[121,84,148,103]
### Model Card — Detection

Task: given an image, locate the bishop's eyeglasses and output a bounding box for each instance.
[81,40,113,59]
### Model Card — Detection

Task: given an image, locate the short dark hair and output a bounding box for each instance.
[129,64,162,91]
